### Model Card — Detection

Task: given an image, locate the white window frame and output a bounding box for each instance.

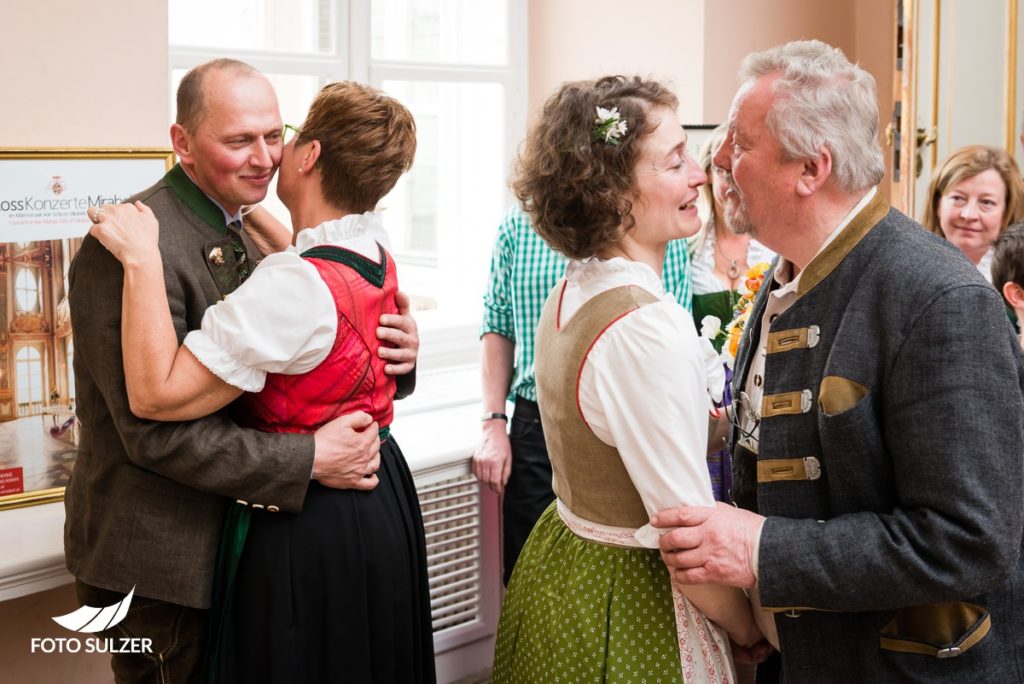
[168,1,527,370]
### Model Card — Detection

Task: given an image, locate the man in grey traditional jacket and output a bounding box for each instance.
[653,40,1024,683]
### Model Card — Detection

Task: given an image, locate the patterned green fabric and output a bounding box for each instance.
[493,502,683,683]
[481,205,692,402]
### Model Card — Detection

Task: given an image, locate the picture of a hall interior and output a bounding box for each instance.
[0,238,81,496]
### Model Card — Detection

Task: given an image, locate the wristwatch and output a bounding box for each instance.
[481,412,509,422]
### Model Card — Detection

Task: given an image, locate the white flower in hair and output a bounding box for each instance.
[593,106,628,145]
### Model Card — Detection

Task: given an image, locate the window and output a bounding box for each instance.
[169,0,525,365]
[16,345,45,415]
[64,338,75,404]
[14,266,40,313]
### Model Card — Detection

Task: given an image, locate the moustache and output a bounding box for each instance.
[719,169,739,195]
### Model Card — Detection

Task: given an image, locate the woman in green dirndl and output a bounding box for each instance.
[492,76,763,683]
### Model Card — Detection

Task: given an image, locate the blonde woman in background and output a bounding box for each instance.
[688,123,774,502]
[922,144,1024,283]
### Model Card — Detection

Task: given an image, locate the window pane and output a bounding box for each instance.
[16,346,44,405]
[372,0,508,65]
[66,339,75,403]
[14,267,39,312]
[169,0,335,53]
[379,80,505,316]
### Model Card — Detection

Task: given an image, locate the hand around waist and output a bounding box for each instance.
[651,502,765,589]
[313,411,381,490]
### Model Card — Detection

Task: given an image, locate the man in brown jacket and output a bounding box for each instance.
[66,59,419,682]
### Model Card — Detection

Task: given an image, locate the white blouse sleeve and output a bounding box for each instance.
[183,252,338,392]
[578,300,716,548]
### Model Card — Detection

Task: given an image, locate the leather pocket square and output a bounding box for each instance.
[818,375,869,416]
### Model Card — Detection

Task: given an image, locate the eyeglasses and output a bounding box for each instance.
[726,390,761,448]
[282,123,322,169]
[283,123,302,143]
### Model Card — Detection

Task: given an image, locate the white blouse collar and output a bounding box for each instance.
[293,211,392,254]
[565,256,666,295]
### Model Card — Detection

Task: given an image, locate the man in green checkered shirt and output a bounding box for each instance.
[473,203,693,584]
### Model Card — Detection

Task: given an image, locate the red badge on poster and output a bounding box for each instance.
[0,467,24,496]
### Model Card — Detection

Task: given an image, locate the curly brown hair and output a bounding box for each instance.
[511,76,679,259]
[922,145,1024,238]
[296,82,417,214]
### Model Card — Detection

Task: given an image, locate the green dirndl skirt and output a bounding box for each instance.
[493,501,685,683]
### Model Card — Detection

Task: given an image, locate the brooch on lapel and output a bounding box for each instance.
[208,247,225,266]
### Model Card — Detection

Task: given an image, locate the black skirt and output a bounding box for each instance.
[217,437,435,683]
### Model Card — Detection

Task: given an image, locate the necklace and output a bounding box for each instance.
[713,238,743,280]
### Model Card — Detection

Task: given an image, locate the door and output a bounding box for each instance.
[891,0,1019,219]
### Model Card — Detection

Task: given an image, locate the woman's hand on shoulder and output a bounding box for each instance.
[88,201,160,269]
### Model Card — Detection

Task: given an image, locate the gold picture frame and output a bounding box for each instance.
[0,147,174,510]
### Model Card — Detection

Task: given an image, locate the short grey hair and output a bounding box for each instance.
[739,40,885,193]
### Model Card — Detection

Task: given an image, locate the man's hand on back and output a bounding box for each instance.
[312,411,381,490]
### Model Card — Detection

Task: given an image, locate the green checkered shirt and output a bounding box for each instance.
[480,204,692,402]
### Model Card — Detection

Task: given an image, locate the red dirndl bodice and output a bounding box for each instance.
[233,242,398,434]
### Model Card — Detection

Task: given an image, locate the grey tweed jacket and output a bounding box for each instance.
[65,166,315,609]
[732,192,1024,683]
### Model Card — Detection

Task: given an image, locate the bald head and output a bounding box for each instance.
[176,58,260,132]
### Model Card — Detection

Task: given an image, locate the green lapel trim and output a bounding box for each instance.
[301,243,388,289]
[796,190,890,298]
[164,164,229,235]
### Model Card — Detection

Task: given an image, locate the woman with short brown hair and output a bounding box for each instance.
[88,81,434,683]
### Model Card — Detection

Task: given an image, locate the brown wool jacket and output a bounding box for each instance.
[65,166,315,609]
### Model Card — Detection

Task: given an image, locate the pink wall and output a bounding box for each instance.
[528,0,706,124]
[703,0,857,123]
[701,0,895,195]
[856,0,897,195]
[0,0,168,147]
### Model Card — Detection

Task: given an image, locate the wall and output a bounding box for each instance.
[701,0,894,195]
[855,0,897,198]
[702,0,858,122]
[528,0,706,123]
[0,0,168,147]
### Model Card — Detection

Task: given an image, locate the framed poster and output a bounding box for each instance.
[0,148,174,510]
